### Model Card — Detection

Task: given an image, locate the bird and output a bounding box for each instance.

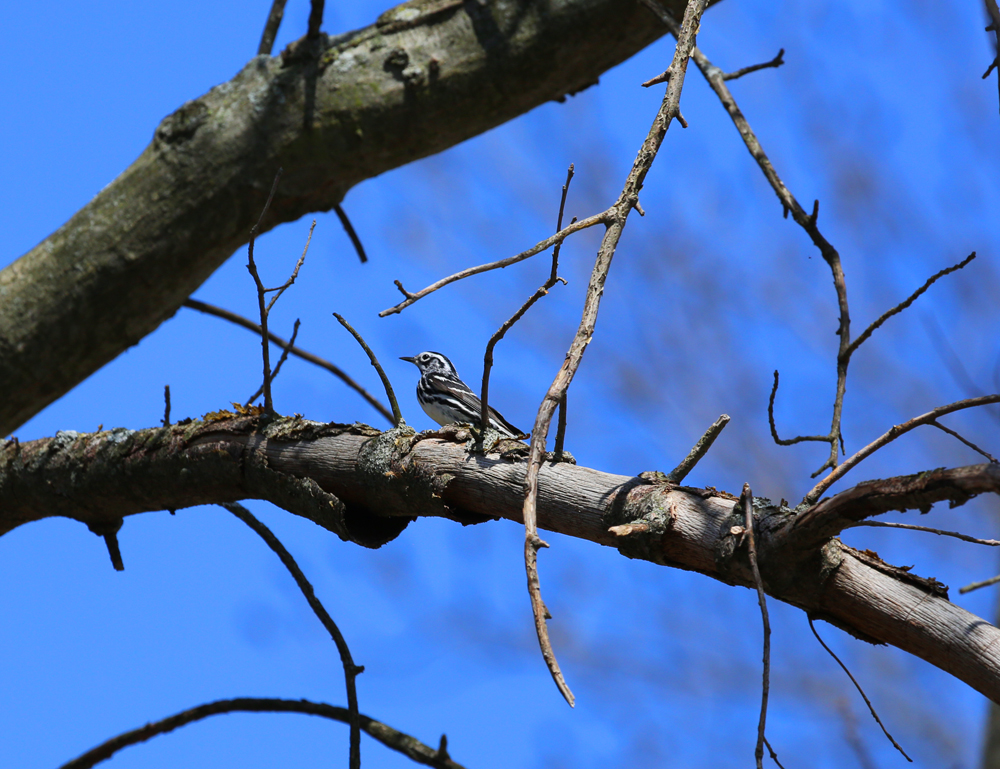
[400,351,524,437]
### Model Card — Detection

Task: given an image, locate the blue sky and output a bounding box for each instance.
[2,1,1000,768]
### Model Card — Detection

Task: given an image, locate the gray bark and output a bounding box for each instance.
[4,415,1000,706]
[0,0,687,436]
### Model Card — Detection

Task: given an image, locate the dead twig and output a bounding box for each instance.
[246,170,283,414]
[222,503,364,769]
[722,48,785,81]
[809,616,912,762]
[246,319,301,407]
[307,0,324,39]
[844,253,976,359]
[960,574,1000,594]
[929,419,997,462]
[183,299,393,424]
[480,164,574,432]
[853,520,1000,546]
[519,0,709,708]
[665,414,730,483]
[257,0,287,56]
[553,392,568,459]
[333,314,404,427]
[378,212,607,317]
[741,485,771,769]
[768,371,830,448]
[162,385,171,427]
[334,203,368,264]
[804,394,1000,505]
[58,697,464,769]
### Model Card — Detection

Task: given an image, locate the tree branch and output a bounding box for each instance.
[5,418,1000,704]
[59,697,465,769]
[0,0,690,435]
[6,417,1000,706]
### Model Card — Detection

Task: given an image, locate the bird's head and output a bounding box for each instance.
[400,351,457,376]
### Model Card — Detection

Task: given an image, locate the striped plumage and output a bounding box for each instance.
[400,351,523,437]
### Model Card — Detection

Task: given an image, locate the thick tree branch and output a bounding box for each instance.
[6,417,1000,706]
[0,0,695,436]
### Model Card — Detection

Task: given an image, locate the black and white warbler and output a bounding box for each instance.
[400,351,523,438]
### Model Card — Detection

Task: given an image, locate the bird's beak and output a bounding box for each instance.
[399,356,416,364]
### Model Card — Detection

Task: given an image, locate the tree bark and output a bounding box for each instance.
[0,0,692,437]
[4,415,1000,705]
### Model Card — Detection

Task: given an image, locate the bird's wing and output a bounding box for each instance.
[430,374,523,436]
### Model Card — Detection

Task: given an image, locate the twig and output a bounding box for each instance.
[222,503,364,769]
[929,419,997,462]
[162,385,171,427]
[722,48,785,81]
[803,394,1000,505]
[768,371,829,447]
[183,299,393,424]
[58,697,465,769]
[553,392,568,458]
[307,0,325,39]
[520,0,708,708]
[246,169,283,414]
[853,520,1000,546]
[844,253,976,359]
[665,414,730,482]
[985,0,1000,114]
[246,319,301,407]
[762,737,787,769]
[265,220,314,313]
[809,616,912,762]
[642,0,853,478]
[378,212,607,317]
[333,314,404,427]
[480,164,574,432]
[334,203,368,263]
[740,485,770,769]
[647,0,981,483]
[257,0,288,56]
[960,574,1000,594]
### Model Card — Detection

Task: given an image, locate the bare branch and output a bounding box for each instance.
[666,414,730,483]
[257,0,288,56]
[774,463,1000,552]
[722,48,785,81]
[960,574,1000,595]
[929,419,997,462]
[767,370,831,447]
[809,617,912,762]
[222,504,364,769]
[246,170,284,414]
[804,394,1000,505]
[378,212,607,317]
[307,0,325,39]
[265,220,314,313]
[741,485,771,769]
[183,299,393,424]
[162,385,171,428]
[334,203,368,264]
[642,0,852,478]
[480,164,575,432]
[520,0,709,708]
[853,520,1000,547]
[844,252,976,359]
[246,319,301,407]
[334,314,405,427]
[58,697,465,769]
[553,392,568,459]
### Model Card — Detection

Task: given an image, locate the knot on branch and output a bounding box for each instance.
[604,480,676,565]
[356,426,487,528]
